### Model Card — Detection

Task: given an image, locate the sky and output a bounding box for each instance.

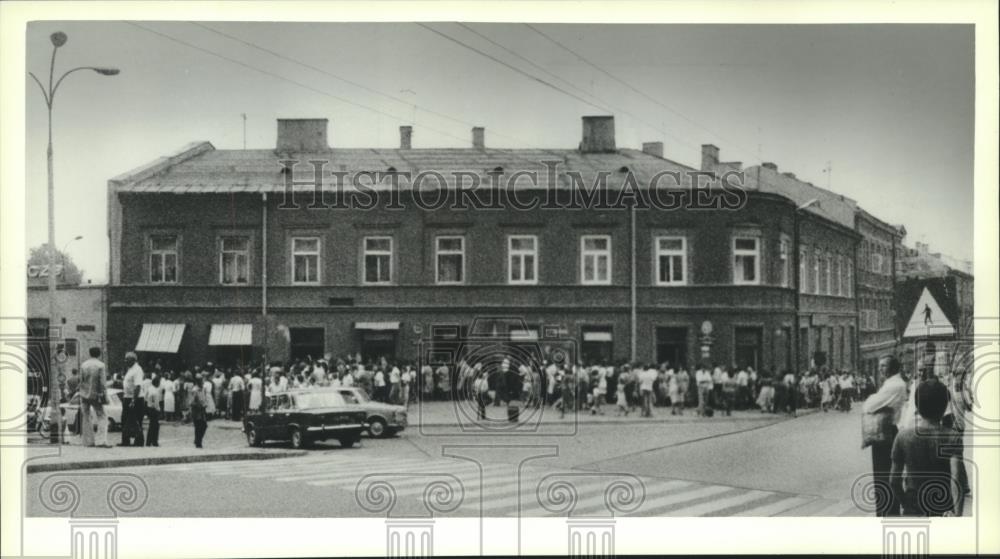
[24,22,975,283]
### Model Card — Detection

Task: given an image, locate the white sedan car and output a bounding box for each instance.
[39,389,124,436]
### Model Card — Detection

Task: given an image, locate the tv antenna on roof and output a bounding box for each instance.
[241,113,247,149]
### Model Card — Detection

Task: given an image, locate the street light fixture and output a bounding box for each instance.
[29,31,119,444]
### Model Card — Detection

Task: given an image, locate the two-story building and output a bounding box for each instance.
[106,116,861,375]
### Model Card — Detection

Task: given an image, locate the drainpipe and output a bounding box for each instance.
[630,202,637,363]
[261,192,268,363]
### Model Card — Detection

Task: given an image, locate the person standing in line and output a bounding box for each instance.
[473,370,489,420]
[711,363,724,409]
[161,373,176,422]
[78,347,111,448]
[863,356,909,517]
[203,371,216,419]
[120,352,145,447]
[722,367,738,416]
[247,372,263,413]
[638,364,656,418]
[670,365,688,416]
[782,370,798,416]
[695,364,713,417]
[756,370,775,413]
[145,375,161,446]
[436,363,451,402]
[421,363,434,402]
[372,367,386,402]
[228,372,245,422]
[735,367,750,410]
[190,375,209,448]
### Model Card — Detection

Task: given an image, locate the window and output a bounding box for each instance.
[846,260,853,297]
[732,236,760,285]
[581,235,611,285]
[508,235,538,284]
[291,237,320,284]
[799,246,808,293]
[835,255,843,296]
[777,237,790,287]
[655,236,687,285]
[149,235,178,283]
[825,252,833,295]
[363,236,392,284]
[436,236,465,284]
[812,249,821,295]
[219,236,250,285]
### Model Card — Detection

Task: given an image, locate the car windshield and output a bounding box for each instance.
[293,391,345,409]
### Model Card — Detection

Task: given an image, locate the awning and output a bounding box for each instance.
[208,324,253,346]
[583,331,613,342]
[355,321,401,331]
[510,329,539,341]
[135,323,186,353]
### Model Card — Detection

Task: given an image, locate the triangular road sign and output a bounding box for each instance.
[902,287,955,339]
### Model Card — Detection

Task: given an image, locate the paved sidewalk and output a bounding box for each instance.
[25,423,303,473]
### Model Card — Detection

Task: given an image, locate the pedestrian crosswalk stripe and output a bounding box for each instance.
[473,477,622,514]
[351,466,514,497]
[643,487,746,515]
[568,480,694,517]
[775,497,838,516]
[812,500,862,516]
[303,460,478,486]
[670,490,771,516]
[733,496,813,517]
[627,485,734,515]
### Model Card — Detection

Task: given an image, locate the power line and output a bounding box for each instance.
[125,21,472,146]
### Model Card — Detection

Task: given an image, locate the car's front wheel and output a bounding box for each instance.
[368,418,387,438]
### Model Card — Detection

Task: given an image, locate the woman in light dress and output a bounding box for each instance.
[202,374,216,416]
[247,372,264,413]
[161,373,177,421]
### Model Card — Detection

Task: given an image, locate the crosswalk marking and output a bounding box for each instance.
[733,496,812,517]
[142,453,865,517]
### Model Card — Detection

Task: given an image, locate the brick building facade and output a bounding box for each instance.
[106,116,863,375]
[855,209,905,381]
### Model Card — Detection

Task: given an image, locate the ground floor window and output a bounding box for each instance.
[358,330,397,363]
[655,327,688,368]
[581,326,614,364]
[214,346,253,370]
[289,328,324,362]
[734,327,763,371]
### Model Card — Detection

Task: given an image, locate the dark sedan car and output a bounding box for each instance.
[245,389,367,449]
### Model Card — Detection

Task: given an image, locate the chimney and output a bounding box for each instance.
[399,126,412,149]
[276,119,329,152]
[762,162,778,171]
[700,144,719,171]
[642,142,664,158]
[580,116,616,153]
[781,171,797,179]
[472,127,485,149]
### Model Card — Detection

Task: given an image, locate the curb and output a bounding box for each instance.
[26,450,307,474]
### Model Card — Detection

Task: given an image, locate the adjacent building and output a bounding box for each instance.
[855,209,905,380]
[106,116,865,375]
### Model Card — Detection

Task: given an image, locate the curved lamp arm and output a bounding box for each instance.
[51,66,120,103]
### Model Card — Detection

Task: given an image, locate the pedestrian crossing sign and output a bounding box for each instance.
[902,287,955,339]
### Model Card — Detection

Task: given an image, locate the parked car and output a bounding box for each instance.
[245,388,367,449]
[335,386,407,438]
[37,388,124,437]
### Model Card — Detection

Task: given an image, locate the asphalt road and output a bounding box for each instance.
[26,407,888,518]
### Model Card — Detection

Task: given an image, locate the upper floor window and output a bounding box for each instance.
[845,260,854,298]
[581,235,611,285]
[655,236,687,286]
[363,236,393,284]
[508,235,538,285]
[799,246,808,293]
[825,251,833,296]
[436,236,465,284]
[291,237,320,284]
[835,254,843,296]
[778,237,791,288]
[150,235,178,283]
[732,236,760,285]
[812,248,822,295]
[219,236,250,285]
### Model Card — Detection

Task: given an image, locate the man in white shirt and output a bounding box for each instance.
[736,368,750,409]
[638,365,657,417]
[389,366,402,404]
[78,347,110,447]
[120,352,145,447]
[863,356,909,516]
[695,365,714,416]
[228,372,245,421]
[373,369,386,402]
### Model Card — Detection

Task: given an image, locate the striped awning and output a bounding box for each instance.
[135,323,186,353]
[208,324,253,346]
[582,331,613,342]
[355,321,400,331]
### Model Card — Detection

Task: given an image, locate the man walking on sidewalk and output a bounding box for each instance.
[78,347,111,448]
[120,352,145,447]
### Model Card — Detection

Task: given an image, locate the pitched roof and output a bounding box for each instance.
[742,164,858,229]
[112,144,702,193]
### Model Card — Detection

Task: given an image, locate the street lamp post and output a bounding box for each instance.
[793,198,820,376]
[29,31,118,444]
